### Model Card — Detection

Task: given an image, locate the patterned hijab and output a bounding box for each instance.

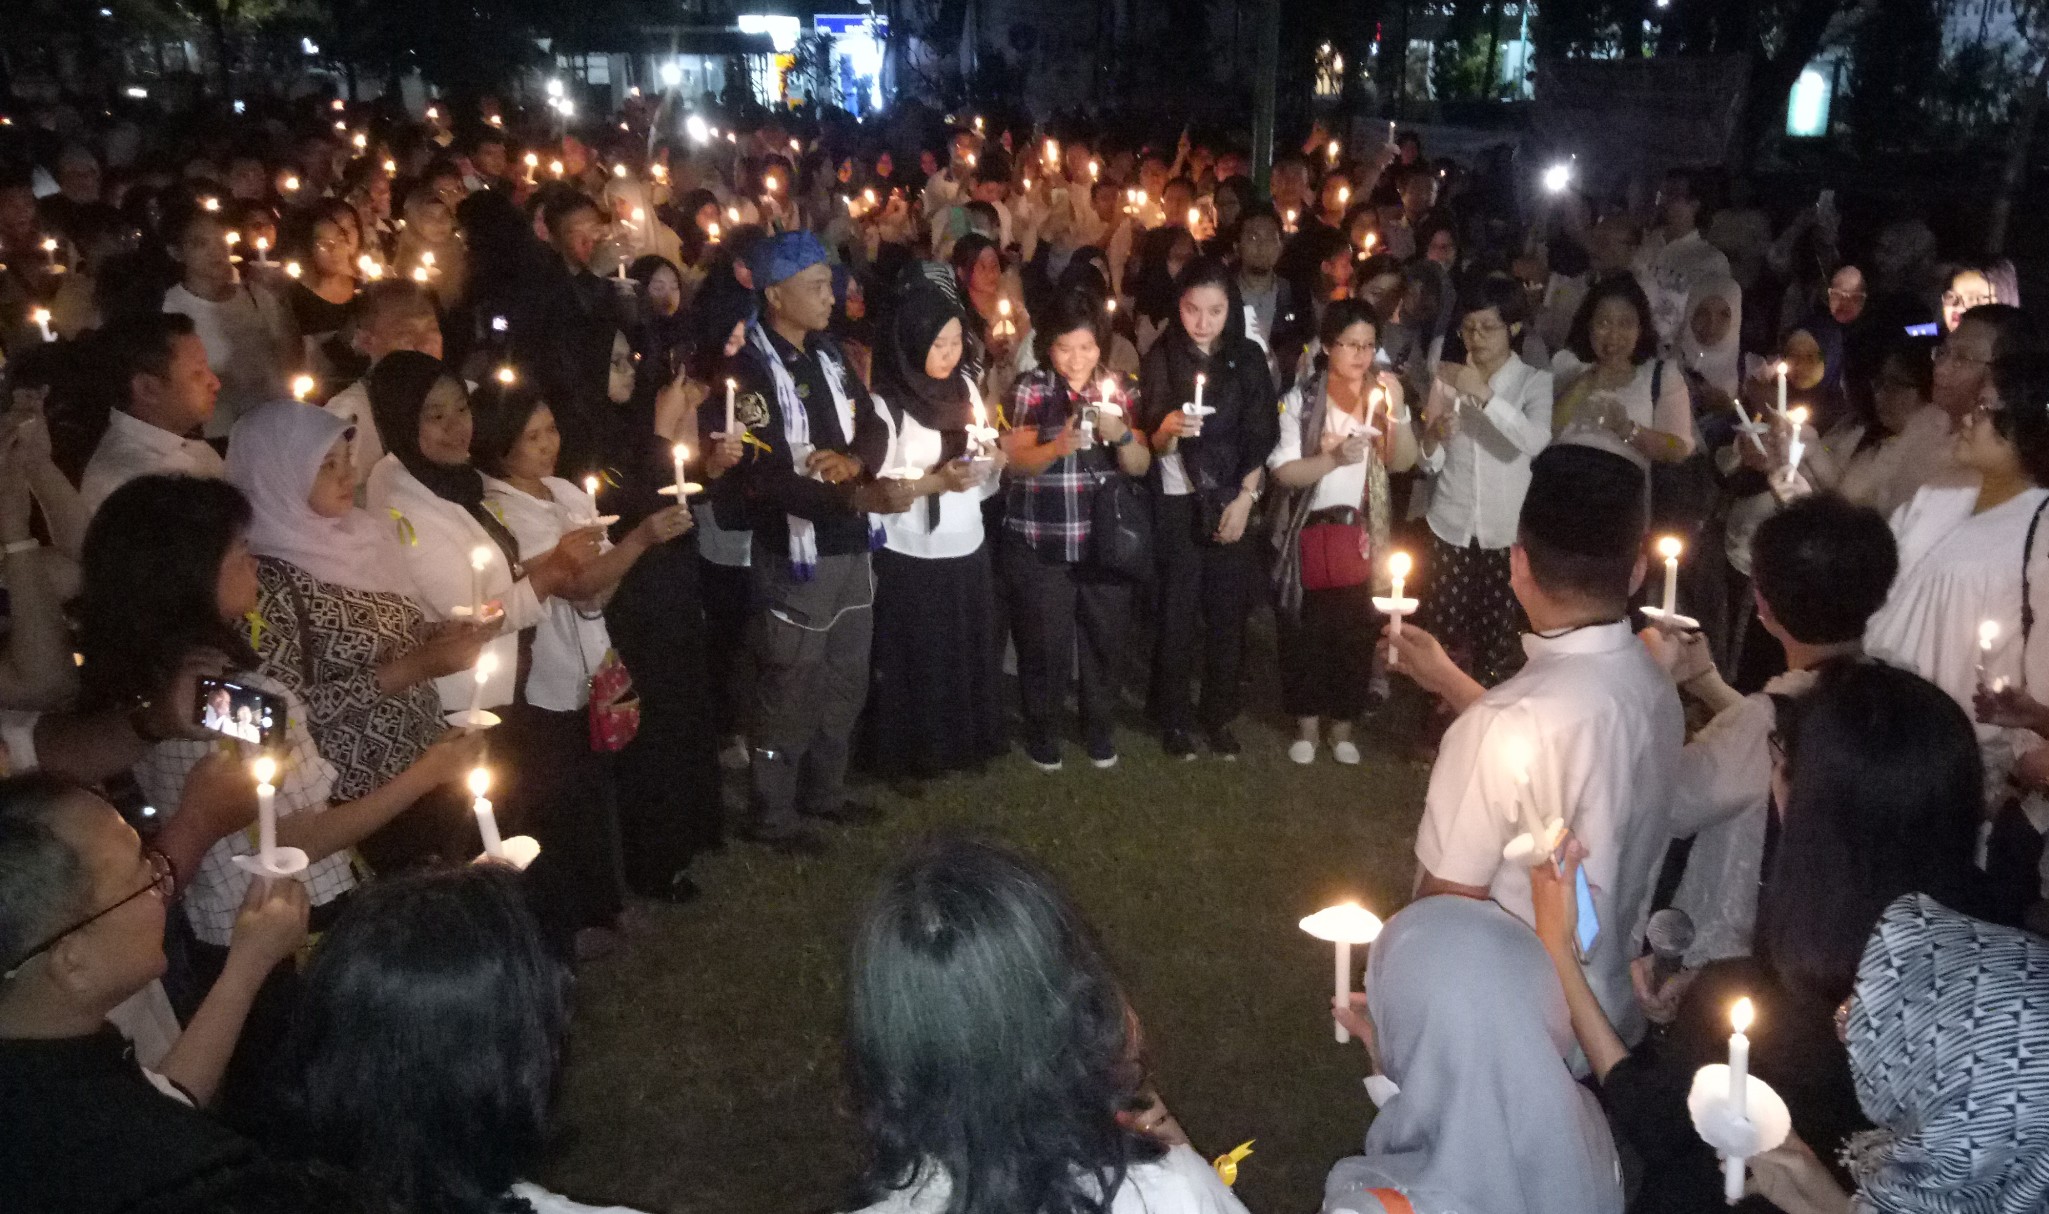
[1846,894,2049,1214]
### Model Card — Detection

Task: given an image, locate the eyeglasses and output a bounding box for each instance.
[1330,339,1377,354]
[1942,290,1994,311]
[1461,320,1507,338]
[3,847,173,979]
[1827,287,1867,301]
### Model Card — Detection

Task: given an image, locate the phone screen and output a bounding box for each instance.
[194,677,282,747]
[1573,864,1600,957]
[1904,322,1939,338]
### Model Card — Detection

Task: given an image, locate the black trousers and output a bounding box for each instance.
[1277,582,1379,720]
[697,555,754,743]
[1150,495,1256,733]
[1000,535,1132,748]
[493,702,626,938]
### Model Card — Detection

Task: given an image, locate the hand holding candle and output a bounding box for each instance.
[1299,903,1384,1043]
[1373,552,1419,667]
[724,377,739,435]
[1641,536,1699,632]
[661,443,702,497]
[230,754,309,882]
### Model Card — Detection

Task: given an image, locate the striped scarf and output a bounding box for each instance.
[747,322,881,580]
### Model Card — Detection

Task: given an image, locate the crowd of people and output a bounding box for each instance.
[2,83,2048,1214]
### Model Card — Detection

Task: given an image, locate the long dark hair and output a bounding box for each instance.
[76,474,258,710]
[1566,272,1660,366]
[466,374,549,480]
[847,838,1162,1214]
[271,866,570,1214]
[1756,661,1980,1006]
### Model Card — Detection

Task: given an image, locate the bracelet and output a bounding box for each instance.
[3,539,40,556]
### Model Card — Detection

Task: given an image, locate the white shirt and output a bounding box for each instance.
[324,378,383,489]
[79,409,227,525]
[1550,352,1696,457]
[369,455,545,713]
[1811,404,1958,520]
[843,1146,1249,1214]
[1414,622,1683,1046]
[484,476,614,712]
[131,671,357,946]
[1633,229,1731,353]
[1666,668,1816,967]
[162,282,294,437]
[872,402,1002,560]
[1417,358,1554,550]
[1270,375,1417,512]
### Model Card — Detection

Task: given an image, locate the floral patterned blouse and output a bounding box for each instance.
[251,557,445,801]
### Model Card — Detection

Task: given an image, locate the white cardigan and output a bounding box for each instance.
[368,454,544,713]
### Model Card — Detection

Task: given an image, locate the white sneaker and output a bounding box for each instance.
[1288,739,1317,765]
[1332,740,1362,766]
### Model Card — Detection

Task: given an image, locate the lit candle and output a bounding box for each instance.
[252,755,279,868]
[1187,206,1201,231]
[30,307,52,342]
[1088,158,1100,180]
[1657,535,1683,617]
[1337,184,1350,207]
[1785,406,1809,475]
[253,236,271,265]
[613,163,628,179]
[1364,386,1384,434]
[673,443,690,496]
[282,174,300,193]
[1978,619,2001,688]
[1389,551,1408,616]
[465,651,496,719]
[495,365,517,386]
[1725,998,1755,1203]
[708,221,722,243]
[1299,903,1384,1044]
[284,260,302,280]
[411,265,430,284]
[1284,207,1298,233]
[1327,139,1341,164]
[1377,550,1417,666]
[725,377,738,434]
[290,374,316,401]
[468,767,504,858]
[1193,372,1206,413]
[1775,361,1789,417]
[550,159,564,177]
[468,545,490,620]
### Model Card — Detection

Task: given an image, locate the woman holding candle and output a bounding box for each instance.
[282,202,366,385]
[1529,661,1984,1214]
[1139,259,1279,760]
[999,291,1151,772]
[1269,300,1417,764]
[1414,278,1554,689]
[1551,274,1696,465]
[844,838,1247,1214]
[472,373,701,908]
[225,402,494,872]
[272,865,653,1214]
[1321,895,1623,1214]
[857,285,1008,787]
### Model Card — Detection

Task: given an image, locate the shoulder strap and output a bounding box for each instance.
[279,564,319,688]
[1650,358,1664,403]
[1366,1189,1419,1214]
[2021,494,2049,658]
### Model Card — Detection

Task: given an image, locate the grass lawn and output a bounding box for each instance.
[545,690,1435,1214]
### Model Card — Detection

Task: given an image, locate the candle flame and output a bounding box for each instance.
[411,266,430,283]
[467,767,490,797]
[382,158,397,174]
[707,221,721,241]
[421,250,435,267]
[224,230,241,246]
[475,651,498,678]
[1981,619,2002,648]
[1789,406,1810,426]
[30,307,50,325]
[997,298,1011,316]
[252,756,277,786]
[1188,207,1202,228]
[613,163,628,178]
[1338,185,1350,205]
[673,442,689,464]
[1195,372,1207,387]
[290,374,316,401]
[1299,902,1384,944]
[200,197,220,212]
[584,475,599,497]
[1731,997,1754,1034]
[1327,139,1341,158]
[549,160,564,177]
[1657,535,1684,561]
[1776,360,1789,377]
[470,545,492,571]
[631,206,646,223]
[525,153,539,168]
[284,261,302,279]
[495,366,517,385]
[1388,550,1412,579]
[282,176,300,192]
[255,236,269,251]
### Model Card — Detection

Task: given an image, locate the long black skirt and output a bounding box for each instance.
[858,544,1007,779]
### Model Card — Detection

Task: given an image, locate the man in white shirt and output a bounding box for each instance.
[1652,495,1895,972]
[324,280,443,489]
[1634,168,1731,355]
[921,130,979,226]
[1390,442,1683,1048]
[159,209,295,438]
[79,313,224,526]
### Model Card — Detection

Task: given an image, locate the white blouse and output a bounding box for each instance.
[368,455,545,714]
[843,1145,1250,1214]
[1416,358,1554,550]
[484,476,615,712]
[1550,353,1696,456]
[872,400,1003,561]
[1270,373,1417,513]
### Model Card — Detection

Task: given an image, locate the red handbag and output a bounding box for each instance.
[1298,521,1373,591]
[584,649,641,752]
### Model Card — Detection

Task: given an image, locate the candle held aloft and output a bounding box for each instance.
[1375,550,1419,668]
[1725,998,1755,1202]
[1775,361,1789,416]
[1300,903,1384,1044]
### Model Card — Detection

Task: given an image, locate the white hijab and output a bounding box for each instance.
[1676,275,1743,397]
[225,401,411,596]
[1322,896,1623,1214]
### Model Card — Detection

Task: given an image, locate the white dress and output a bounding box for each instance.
[483,476,615,712]
[1865,481,2049,789]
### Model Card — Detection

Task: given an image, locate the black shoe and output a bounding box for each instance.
[1024,735,1063,772]
[1086,734,1119,769]
[1163,729,1199,760]
[1205,726,1241,760]
[805,800,883,826]
[743,824,828,856]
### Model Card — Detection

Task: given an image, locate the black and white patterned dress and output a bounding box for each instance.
[252,558,445,801]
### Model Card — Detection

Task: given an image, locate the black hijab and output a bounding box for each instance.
[874,286,974,526]
[368,350,522,569]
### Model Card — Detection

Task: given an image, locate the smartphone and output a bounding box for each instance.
[194,676,283,747]
[1905,322,1940,338]
[1573,863,1600,958]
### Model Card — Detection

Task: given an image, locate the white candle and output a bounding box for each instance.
[1299,904,1384,1045]
[253,236,271,265]
[1725,997,1755,1202]
[468,545,491,619]
[1658,536,1682,616]
[1785,406,1809,474]
[725,378,739,434]
[1193,372,1206,413]
[1389,551,1410,627]
[1334,940,1351,1041]
[30,307,52,342]
[1775,361,1788,417]
[1978,619,2001,688]
[468,767,504,858]
[673,443,690,496]
[1364,387,1384,434]
[466,652,497,718]
[252,755,278,867]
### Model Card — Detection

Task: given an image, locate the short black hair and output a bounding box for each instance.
[1034,289,1107,365]
[97,312,199,410]
[1751,494,1898,644]
[1516,443,1646,604]
[466,373,548,479]
[536,187,601,237]
[1458,273,1529,332]
[1566,272,1660,366]
[1318,297,1380,350]
[1987,342,2049,485]
[0,773,91,975]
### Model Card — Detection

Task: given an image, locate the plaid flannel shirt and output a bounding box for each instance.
[1001,369,1141,563]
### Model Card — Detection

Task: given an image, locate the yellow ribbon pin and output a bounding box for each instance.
[387,508,418,546]
[741,431,775,455]
[244,610,268,651]
[1212,1140,1254,1187]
